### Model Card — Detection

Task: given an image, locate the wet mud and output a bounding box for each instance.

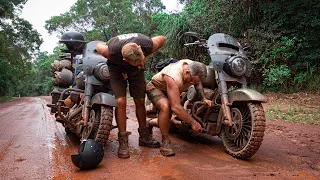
[0,97,319,180]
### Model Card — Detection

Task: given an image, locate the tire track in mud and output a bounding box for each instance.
[1,97,319,179]
[39,96,94,179]
[0,97,54,179]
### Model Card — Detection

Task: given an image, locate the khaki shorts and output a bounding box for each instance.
[146,81,167,105]
[108,64,146,98]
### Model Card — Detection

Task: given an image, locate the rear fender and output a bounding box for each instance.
[91,93,117,107]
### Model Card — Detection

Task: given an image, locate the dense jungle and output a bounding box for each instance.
[1,0,320,97]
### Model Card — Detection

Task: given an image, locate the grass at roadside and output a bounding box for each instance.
[0,96,15,103]
[266,103,320,125]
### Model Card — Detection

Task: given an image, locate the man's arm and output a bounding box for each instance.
[164,75,201,132]
[194,82,212,106]
[96,42,111,59]
[144,35,166,61]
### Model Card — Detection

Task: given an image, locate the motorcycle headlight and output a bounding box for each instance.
[93,63,110,82]
[223,56,247,77]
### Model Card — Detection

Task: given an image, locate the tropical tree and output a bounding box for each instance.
[45,0,165,41]
[0,0,43,96]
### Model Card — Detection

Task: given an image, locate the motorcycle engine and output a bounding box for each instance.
[75,71,85,90]
[187,86,200,103]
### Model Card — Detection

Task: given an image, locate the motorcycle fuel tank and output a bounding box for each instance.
[201,66,217,87]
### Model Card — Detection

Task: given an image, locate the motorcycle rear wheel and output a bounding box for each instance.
[221,102,266,159]
[88,105,113,146]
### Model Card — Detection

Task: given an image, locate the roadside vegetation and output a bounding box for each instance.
[264,92,320,125]
[0,97,15,103]
[266,104,320,125]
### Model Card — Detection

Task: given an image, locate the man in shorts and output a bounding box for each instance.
[146,59,211,156]
[96,33,165,158]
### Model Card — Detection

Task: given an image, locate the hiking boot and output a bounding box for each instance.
[118,131,131,159]
[160,135,175,156]
[138,126,160,148]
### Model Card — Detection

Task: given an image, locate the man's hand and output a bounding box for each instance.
[203,99,212,106]
[190,119,202,132]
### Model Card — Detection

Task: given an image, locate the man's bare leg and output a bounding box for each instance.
[115,97,130,159]
[115,97,127,132]
[155,98,175,156]
[133,98,146,127]
[155,98,172,136]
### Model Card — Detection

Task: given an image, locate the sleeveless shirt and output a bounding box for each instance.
[151,59,193,93]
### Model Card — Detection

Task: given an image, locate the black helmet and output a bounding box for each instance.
[59,31,85,43]
[71,139,104,170]
[59,31,86,52]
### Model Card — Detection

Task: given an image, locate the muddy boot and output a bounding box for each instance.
[138,126,160,148]
[160,135,175,156]
[118,131,131,159]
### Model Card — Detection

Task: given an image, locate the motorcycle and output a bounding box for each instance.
[47,32,117,145]
[148,32,266,159]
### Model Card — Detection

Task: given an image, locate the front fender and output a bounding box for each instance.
[229,88,267,103]
[91,93,117,107]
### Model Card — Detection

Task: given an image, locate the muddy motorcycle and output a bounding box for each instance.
[47,32,116,145]
[151,32,266,159]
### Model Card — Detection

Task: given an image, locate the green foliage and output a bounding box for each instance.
[0,1,43,96]
[3,0,320,97]
[305,74,320,92]
[248,0,320,91]
[144,70,156,82]
[151,0,262,64]
[45,0,165,41]
[258,36,297,90]
[263,65,291,88]
[0,0,25,19]
[15,52,56,96]
[0,96,15,103]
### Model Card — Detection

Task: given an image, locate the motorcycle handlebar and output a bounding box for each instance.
[184,42,200,46]
[183,40,207,48]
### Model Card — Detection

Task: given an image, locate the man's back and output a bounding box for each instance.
[107,33,153,65]
[151,59,193,92]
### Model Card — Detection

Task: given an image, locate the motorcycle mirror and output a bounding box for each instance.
[183,32,201,41]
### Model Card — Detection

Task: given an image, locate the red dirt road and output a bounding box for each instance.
[0,96,319,180]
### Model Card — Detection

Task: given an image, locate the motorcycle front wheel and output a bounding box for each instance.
[221,102,266,159]
[85,105,113,146]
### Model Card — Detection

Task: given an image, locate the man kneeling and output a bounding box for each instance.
[146,59,211,156]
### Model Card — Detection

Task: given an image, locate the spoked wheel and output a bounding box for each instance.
[82,109,95,139]
[221,102,266,159]
[82,105,114,146]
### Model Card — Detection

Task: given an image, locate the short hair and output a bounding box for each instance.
[121,43,144,63]
[188,61,207,81]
